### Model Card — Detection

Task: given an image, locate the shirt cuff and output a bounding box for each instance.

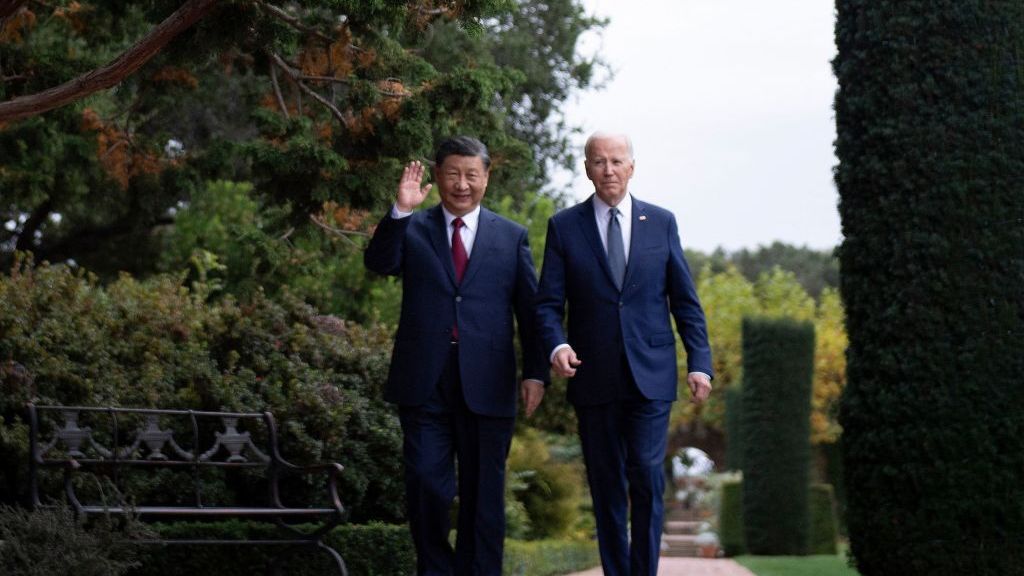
[689,371,712,381]
[390,204,413,219]
[549,343,571,364]
[522,378,544,386]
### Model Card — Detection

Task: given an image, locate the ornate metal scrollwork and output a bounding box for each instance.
[199,417,269,463]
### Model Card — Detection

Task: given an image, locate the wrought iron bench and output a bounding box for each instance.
[27,403,348,575]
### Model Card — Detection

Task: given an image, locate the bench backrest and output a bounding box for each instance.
[28,404,284,509]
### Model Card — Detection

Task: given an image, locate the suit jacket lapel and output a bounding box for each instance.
[459,207,495,288]
[622,197,648,290]
[427,205,457,286]
[576,196,619,289]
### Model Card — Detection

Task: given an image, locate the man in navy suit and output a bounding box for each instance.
[365,136,547,575]
[535,132,713,576]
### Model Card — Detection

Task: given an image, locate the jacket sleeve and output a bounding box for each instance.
[364,212,412,277]
[535,218,569,360]
[666,214,714,378]
[513,228,549,384]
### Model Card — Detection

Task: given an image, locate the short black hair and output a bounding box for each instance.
[434,136,491,169]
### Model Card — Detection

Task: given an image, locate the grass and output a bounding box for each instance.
[734,553,860,576]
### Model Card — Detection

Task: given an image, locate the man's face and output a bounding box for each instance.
[435,154,490,217]
[585,136,635,207]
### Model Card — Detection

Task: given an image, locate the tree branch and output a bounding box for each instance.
[268,51,349,127]
[269,63,290,119]
[309,213,368,248]
[257,1,333,43]
[0,0,219,123]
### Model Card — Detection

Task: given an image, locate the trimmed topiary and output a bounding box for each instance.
[740,317,815,555]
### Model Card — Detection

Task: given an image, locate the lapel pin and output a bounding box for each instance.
[639,215,647,221]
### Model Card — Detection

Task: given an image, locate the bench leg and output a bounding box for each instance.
[317,540,348,576]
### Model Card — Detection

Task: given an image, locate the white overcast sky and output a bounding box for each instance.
[555,0,841,253]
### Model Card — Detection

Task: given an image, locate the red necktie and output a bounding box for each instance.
[452,218,468,284]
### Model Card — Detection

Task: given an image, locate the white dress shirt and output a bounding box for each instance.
[391,204,480,256]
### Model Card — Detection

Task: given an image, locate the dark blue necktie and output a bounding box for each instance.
[607,207,625,290]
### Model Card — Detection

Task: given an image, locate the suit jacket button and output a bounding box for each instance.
[618,301,624,308]
[455,296,463,303]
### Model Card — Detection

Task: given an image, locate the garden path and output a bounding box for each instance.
[563,557,756,576]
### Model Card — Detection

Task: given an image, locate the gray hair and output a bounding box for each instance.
[584,132,634,160]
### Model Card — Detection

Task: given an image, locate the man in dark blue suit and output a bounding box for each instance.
[365,136,547,575]
[536,132,713,576]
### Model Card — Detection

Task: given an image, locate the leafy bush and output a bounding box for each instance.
[0,255,403,522]
[740,317,814,555]
[503,538,599,576]
[0,505,151,576]
[506,428,584,540]
[136,521,414,576]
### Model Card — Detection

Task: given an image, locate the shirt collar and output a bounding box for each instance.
[442,204,481,232]
[593,193,632,221]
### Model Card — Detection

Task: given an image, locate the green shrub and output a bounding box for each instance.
[718,478,746,557]
[506,428,584,540]
[503,538,599,576]
[834,1,1024,574]
[740,317,814,555]
[0,256,403,522]
[135,521,414,576]
[0,505,151,576]
[808,484,838,555]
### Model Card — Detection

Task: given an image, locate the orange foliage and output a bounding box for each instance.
[320,201,371,232]
[0,7,36,43]
[81,108,168,190]
[152,66,199,89]
[53,1,89,33]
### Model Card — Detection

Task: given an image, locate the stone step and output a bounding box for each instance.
[664,520,704,535]
[661,534,701,557]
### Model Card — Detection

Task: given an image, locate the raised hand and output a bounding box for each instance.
[396,160,433,212]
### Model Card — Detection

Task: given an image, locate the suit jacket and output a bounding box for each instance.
[535,195,713,406]
[365,204,547,417]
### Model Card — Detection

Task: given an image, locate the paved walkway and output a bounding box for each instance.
[564,557,756,576]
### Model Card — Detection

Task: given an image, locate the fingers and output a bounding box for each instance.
[688,374,712,404]
[521,381,545,418]
[397,161,431,212]
[552,348,580,378]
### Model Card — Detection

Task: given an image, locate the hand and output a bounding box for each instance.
[396,161,432,212]
[688,372,712,404]
[520,380,545,418]
[552,346,582,378]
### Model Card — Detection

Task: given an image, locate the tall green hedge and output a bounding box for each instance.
[834,1,1024,574]
[718,479,746,557]
[740,317,814,555]
[724,384,744,471]
[808,484,838,555]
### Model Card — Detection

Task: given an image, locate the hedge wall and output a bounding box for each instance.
[740,317,814,555]
[808,483,838,555]
[719,480,839,557]
[834,1,1024,574]
[718,479,746,557]
[724,384,744,471]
